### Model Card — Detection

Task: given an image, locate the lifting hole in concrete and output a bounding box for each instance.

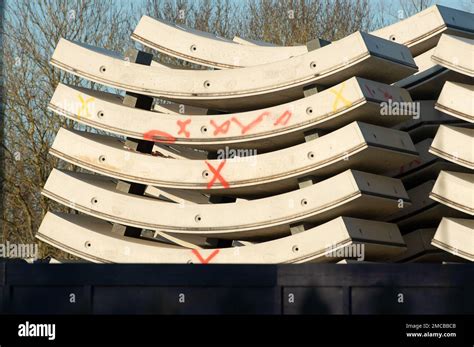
[307,152,315,159]
[204,81,211,88]
[202,170,210,178]
[306,107,313,115]
[85,241,91,248]
[195,215,202,222]
[190,44,197,52]
[91,197,98,205]
[310,61,317,69]
[97,111,105,118]
[389,35,396,41]
[99,155,106,163]
[292,245,299,252]
[301,199,308,206]
[201,126,208,134]
[99,66,107,73]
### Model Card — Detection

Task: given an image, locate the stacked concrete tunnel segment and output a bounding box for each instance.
[37,5,474,263]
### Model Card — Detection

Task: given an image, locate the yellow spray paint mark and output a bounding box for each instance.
[329,82,351,112]
[77,94,95,120]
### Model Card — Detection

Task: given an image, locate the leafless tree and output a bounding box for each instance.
[1,0,135,258]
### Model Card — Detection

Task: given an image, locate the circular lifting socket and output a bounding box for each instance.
[307,152,315,159]
[202,170,210,178]
[306,107,313,115]
[389,35,396,41]
[201,126,208,134]
[300,199,308,206]
[99,66,107,73]
[190,44,197,52]
[310,61,317,69]
[91,197,98,205]
[204,80,211,88]
[187,260,193,264]
[99,155,106,163]
[195,215,202,222]
[97,111,105,118]
[292,245,299,253]
[84,241,92,248]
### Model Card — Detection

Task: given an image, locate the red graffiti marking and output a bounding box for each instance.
[177,118,191,138]
[231,111,269,134]
[365,84,375,98]
[378,87,393,101]
[192,249,220,264]
[205,160,229,189]
[398,158,422,174]
[210,119,231,135]
[274,110,292,126]
[143,130,176,144]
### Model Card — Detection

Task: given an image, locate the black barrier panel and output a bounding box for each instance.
[351,287,472,315]
[93,286,280,314]
[0,286,3,313]
[282,287,345,314]
[6,263,277,286]
[278,264,474,287]
[9,286,88,314]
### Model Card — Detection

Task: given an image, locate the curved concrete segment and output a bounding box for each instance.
[394,47,472,100]
[390,228,463,263]
[41,169,409,239]
[386,180,468,232]
[37,212,406,263]
[389,138,468,189]
[435,82,474,123]
[431,35,474,77]
[429,125,474,170]
[431,218,474,262]
[48,77,412,151]
[50,34,416,111]
[132,5,473,68]
[430,171,474,216]
[393,100,463,143]
[49,123,417,196]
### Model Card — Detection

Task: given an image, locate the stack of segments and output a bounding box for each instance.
[37,5,474,264]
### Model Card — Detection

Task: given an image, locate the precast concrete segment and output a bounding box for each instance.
[131,5,473,68]
[232,36,279,47]
[393,47,473,100]
[388,138,468,189]
[390,228,461,263]
[41,169,409,240]
[36,212,406,263]
[431,35,474,77]
[50,33,417,111]
[429,125,474,170]
[430,171,474,216]
[431,217,474,262]
[435,82,474,123]
[48,78,413,151]
[48,123,417,196]
[393,100,463,143]
[385,180,469,232]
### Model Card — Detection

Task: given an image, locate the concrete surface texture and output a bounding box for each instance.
[131,5,473,68]
[37,4,474,263]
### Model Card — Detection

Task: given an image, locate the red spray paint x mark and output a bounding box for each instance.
[205,160,229,189]
[231,111,270,134]
[192,249,220,264]
[177,119,191,138]
[143,130,176,144]
[273,110,292,126]
[210,119,231,135]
